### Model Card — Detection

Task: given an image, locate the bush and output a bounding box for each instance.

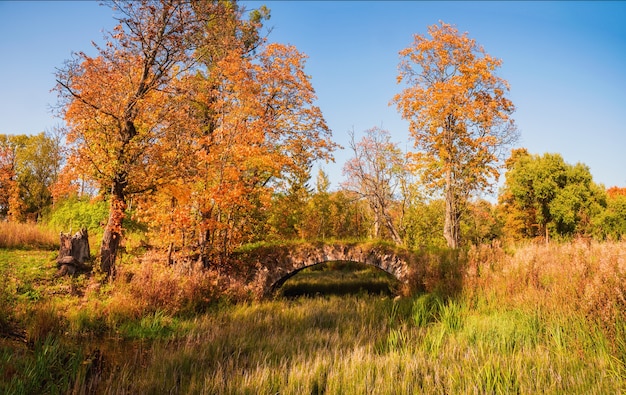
[45,197,108,235]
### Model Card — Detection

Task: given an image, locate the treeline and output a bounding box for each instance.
[1,131,625,249]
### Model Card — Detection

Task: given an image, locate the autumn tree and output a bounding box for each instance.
[0,136,20,220]
[499,149,606,242]
[0,133,62,221]
[393,22,518,248]
[342,127,408,244]
[55,0,202,276]
[133,5,337,262]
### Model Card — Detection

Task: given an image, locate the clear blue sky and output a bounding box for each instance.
[1,1,625,193]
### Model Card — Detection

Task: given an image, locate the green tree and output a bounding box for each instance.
[299,169,333,240]
[404,199,446,250]
[393,22,518,248]
[500,149,606,242]
[13,133,63,220]
[593,187,626,240]
[266,172,312,241]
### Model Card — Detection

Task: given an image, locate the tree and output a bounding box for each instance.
[594,187,626,240]
[0,133,62,221]
[0,136,20,220]
[499,149,606,242]
[342,127,407,244]
[133,6,336,261]
[300,169,332,240]
[55,0,202,276]
[393,22,518,248]
[13,133,63,220]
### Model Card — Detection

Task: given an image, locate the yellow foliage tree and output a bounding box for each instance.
[393,22,518,248]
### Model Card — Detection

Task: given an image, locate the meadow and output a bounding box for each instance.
[1,223,625,394]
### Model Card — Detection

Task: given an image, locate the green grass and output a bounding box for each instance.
[1,245,625,394]
[40,294,619,394]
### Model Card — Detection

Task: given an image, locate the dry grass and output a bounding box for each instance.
[0,221,58,250]
[465,240,626,345]
[2,240,625,393]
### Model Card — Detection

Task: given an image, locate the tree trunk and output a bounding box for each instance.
[100,176,127,278]
[443,170,460,249]
[382,210,403,245]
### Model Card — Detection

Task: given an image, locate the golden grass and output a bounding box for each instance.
[2,240,625,393]
[465,240,626,344]
[0,221,58,250]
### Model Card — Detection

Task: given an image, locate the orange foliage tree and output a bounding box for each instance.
[393,22,518,248]
[55,0,203,276]
[138,40,336,264]
[0,137,22,221]
[54,0,335,273]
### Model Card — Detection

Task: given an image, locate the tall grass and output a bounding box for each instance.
[1,240,625,393]
[465,240,626,347]
[0,222,58,250]
[73,294,624,394]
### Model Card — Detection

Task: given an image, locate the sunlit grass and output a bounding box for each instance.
[85,295,624,394]
[0,222,58,250]
[1,241,625,393]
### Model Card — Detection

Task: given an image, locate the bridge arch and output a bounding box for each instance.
[234,242,415,298]
[268,260,401,296]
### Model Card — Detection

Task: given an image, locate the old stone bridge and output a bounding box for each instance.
[232,242,417,298]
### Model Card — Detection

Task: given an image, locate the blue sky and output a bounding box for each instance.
[1,1,625,193]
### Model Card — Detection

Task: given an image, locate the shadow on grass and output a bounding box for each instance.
[277,261,400,298]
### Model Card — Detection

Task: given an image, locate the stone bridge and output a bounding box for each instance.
[233,242,417,298]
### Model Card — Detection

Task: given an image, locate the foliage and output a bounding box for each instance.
[45,196,109,236]
[593,187,626,240]
[461,199,503,245]
[54,0,334,273]
[0,133,62,221]
[404,199,447,250]
[116,4,337,263]
[500,149,607,241]
[393,21,518,248]
[55,0,207,275]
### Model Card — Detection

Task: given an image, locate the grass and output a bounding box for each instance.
[1,240,625,393]
[36,295,620,394]
[278,261,399,297]
[0,222,58,250]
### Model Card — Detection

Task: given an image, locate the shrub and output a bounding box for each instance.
[45,197,108,235]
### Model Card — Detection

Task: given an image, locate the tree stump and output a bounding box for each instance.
[56,228,90,276]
